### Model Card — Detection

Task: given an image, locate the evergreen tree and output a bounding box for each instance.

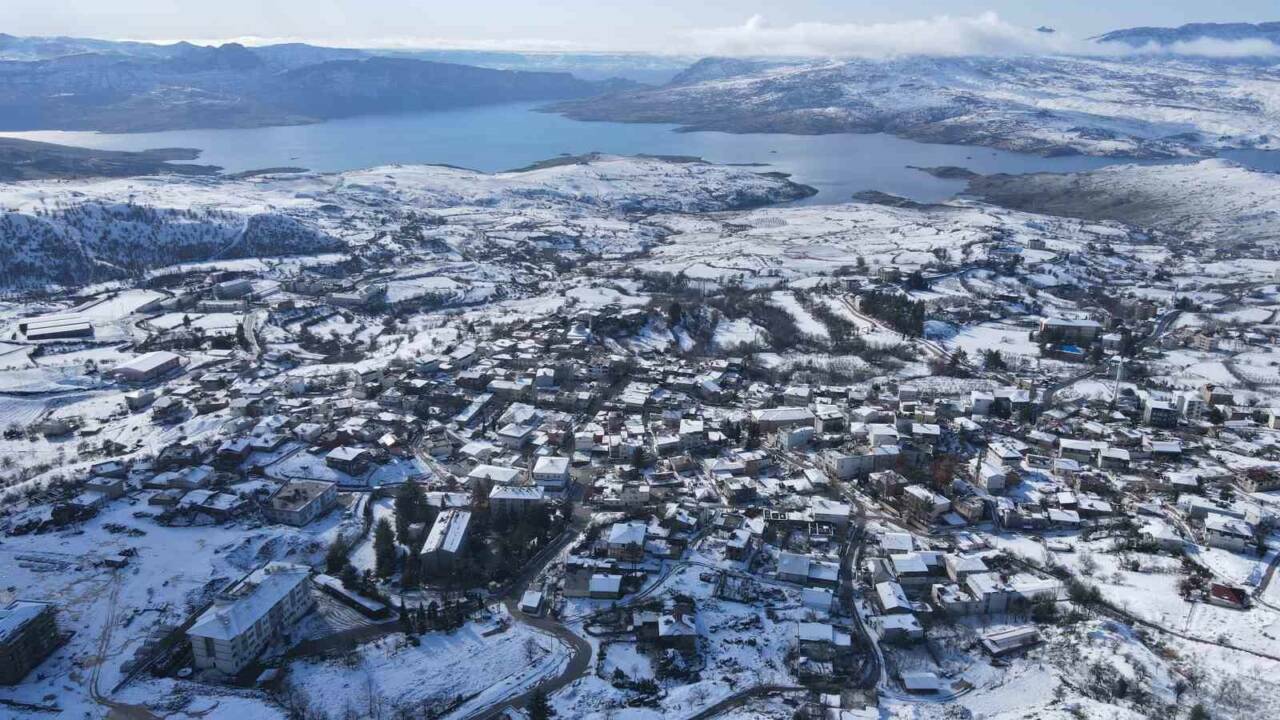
[374,518,397,578]
[395,481,426,545]
[325,536,348,575]
[401,551,421,589]
[340,563,359,590]
[527,688,552,720]
[667,301,683,327]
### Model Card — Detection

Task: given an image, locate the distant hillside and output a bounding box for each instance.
[0,203,340,289]
[0,154,814,290]
[0,138,219,181]
[0,37,619,132]
[553,53,1280,159]
[1096,21,1280,47]
[265,58,603,119]
[666,58,780,87]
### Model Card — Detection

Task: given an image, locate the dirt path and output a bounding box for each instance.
[89,572,163,720]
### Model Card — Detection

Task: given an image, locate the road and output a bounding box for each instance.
[459,509,593,720]
[682,685,806,720]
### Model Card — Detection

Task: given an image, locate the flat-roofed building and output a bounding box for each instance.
[531,456,571,491]
[489,484,546,516]
[26,320,94,340]
[264,480,337,526]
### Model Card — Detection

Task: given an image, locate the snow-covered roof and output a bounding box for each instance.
[589,574,622,593]
[112,350,182,376]
[607,520,647,546]
[532,456,570,475]
[489,484,545,501]
[188,563,310,642]
[423,509,472,554]
[0,600,51,644]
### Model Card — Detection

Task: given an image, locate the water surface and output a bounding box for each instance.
[2,103,1258,204]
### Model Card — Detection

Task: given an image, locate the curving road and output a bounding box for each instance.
[459,511,594,720]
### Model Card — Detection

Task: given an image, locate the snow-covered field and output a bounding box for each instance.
[286,611,570,720]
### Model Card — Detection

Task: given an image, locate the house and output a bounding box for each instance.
[777,552,813,584]
[467,464,522,488]
[1143,400,1178,428]
[1204,515,1254,552]
[264,480,337,527]
[188,563,314,676]
[726,528,755,561]
[109,351,183,383]
[656,604,698,652]
[796,622,851,661]
[325,446,370,475]
[901,485,950,522]
[85,475,126,500]
[751,407,815,433]
[422,509,473,572]
[868,470,909,497]
[1058,439,1097,465]
[489,484,546,516]
[1202,384,1235,407]
[519,590,545,616]
[802,587,835,615]
[1208,583,1251,610]
[1039,317,1102,343]
[589,574,624,599]
[607,521,647,561]
[879,532,914,556]
[0,600,59,684]
[972,460,1009,494]
[980,626,1041,656]
[497,423,536,449]
[530,456,571,491]
[875,614,924,644]
[874,581,912,615]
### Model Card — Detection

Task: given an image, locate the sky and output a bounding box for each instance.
[2,0,1277,54]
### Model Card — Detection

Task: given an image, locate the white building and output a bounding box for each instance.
[109,351,183,383]
[188,563,314,676]
[530,456,571,491]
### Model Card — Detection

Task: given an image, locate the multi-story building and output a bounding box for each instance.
[530,456,571,491]
[187,563,314,676]
[264,480,338,526]
[489,484,546,516]
[0,601,59,685]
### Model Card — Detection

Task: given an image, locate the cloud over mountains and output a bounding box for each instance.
[679,13,1280,59]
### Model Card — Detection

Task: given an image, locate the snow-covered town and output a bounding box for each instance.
[0,149,1278,720]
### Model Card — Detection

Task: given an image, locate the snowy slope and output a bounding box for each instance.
[0,154,814,290]
[555,55,1280,158]
[968,158,1280,247]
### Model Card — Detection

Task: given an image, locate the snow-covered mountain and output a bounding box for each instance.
[0,154,814,290]
[966,158,1280,248]
[554,55,1280,158]
[1096,21,1280,47]
[0,42,615,132]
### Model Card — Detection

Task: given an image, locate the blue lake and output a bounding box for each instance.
[0,102,1244,204]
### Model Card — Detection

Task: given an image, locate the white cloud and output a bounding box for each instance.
[676,13,1280,60]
